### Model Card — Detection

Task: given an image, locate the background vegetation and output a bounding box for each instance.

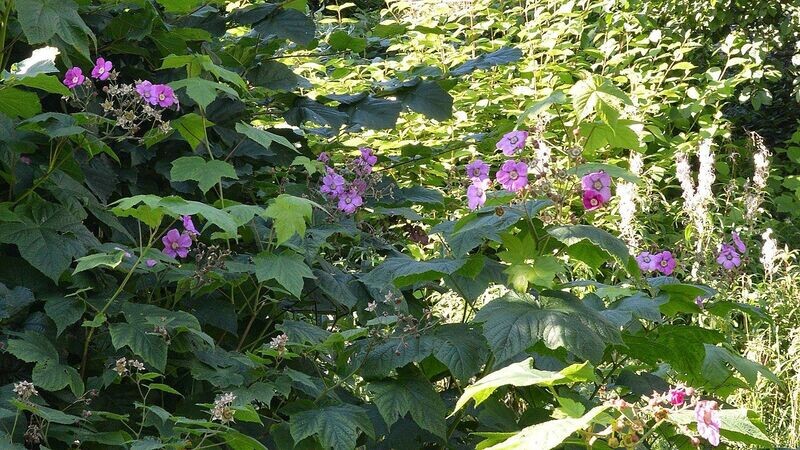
[1,0,799,448]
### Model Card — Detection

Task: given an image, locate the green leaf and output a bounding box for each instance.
[451,47,523,76]
[473,291,622,363]
[156,0,204,14]
[261,194,315,245]
[0,87,41,118]
[670,409,772,447]
[109,322,168,372]
[702,345,780,387]
[6,331,59,362]
[401,80,453,121]
[0,202,96,281]
[12,400,81,424]
[73,251,125,275]
[454,358,596,411]
[32,359,83,395]
[169,78,239,109]
[0,284,35,323]
[360,257,467,290]
[504,255,564,291]
[569,163,638,183]
[112,195,239,236]
[44,296,85,336]
[15,0,95,59]
[290,404,375,450]
[253,9,316,46]
[11,74,71,95]
[236,122,295,151]
[546,225,638,275]
[171,113,213,150]
[486,405,609,450]
[253,250,315,298]
[329,30,367,53]
[278,319,331,345]
[369,371,447,438]
[517,91,567,127]
[170,156,238,194]
[569,75,632,121]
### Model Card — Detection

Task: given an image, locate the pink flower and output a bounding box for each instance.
[146,259,158,268]
[467,179,491,210]
[63,67,85,89]
[668,387,686,406]
[716,243,741,270]
[320,168,346,198]
[695,296,705,309]
[582,189,605,210]
[337,189,363,214]
[136,80,154,103]
[317,152,330,163]
[695,400,721,446]
[359,147,377,166]
[731,231,746,253]
[162,229,192,259]
[19,155,32,165]
[182,215,198,236]
[581,171,612,202]
[466,159,489,181]
[152,84,177,108]
[496,130,528,156]
[636,251,660,272]
[496,160,528,192]
[91,57,112,81]
[655,250,677,275]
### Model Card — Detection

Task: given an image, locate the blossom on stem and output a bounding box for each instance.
[337,188,363,214]
[655,250,676,275]
[695,400,721,446]
[580,171,612,202]
[496,160,528,192]
[731,231,746,253]
[91,57,113,80]
[162,229,192,259]
[635,251,660,272]
[466,159,490,181]
[716,243,741,270]
[467,178,491,210]
[152,84,177,108]
[320,168,346,198]
[182,215,198,236]
[582,189,606,211]
[135,80,154,103]
[63,67,85,89]
[667,387,686,406]
[496,130,528,156]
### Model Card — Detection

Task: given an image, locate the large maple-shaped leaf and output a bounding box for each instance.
[474,291,622,363]
[170,156,238,194]
[354,323,488,381]
[16,0,96,59]
[290,404,374,450]
[368,370,447,439]
[0,202,97,281]
[486,405,609,450]
[261,194,315,245]
[253,250,315,298]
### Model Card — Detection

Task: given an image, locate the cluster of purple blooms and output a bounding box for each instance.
[717,231,745,270]
[63,57,113,88]
[581,171,612,210]
[318,148,377,214]
[161,215,198,260]
[63,56,177,108]
[635,250,677,275]
[462,131,531,210]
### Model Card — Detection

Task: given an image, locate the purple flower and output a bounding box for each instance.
[695,296,706,309]
[731,231,746,253]
[91,57,112,81]
[496,160,528,192]
[63,67,85,89]
[716,243,741,270]
[321,168,346,198]
[146,259,158,268]
[496,130,528,156]
[152,84,177,108]
[582,189,606,211]
[581,171,612,202]
[667,387,686,406]
[466,159,490,181]
[162,228,192,259]
[136,80,154,103]
[317,152,330,163]
[467,179,491,210]
[359,147,377,166]
[337,189,363,214]
[636,251,660,272]
[655,250,677,275]
[695,400,721,446]
[182,215,198,236]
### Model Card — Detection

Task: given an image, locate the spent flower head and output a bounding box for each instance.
[13,381,38,401]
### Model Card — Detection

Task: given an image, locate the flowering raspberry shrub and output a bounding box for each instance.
[0,0,791,448]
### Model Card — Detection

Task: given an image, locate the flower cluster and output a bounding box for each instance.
[318,147,379,214]
[580,171,612,210]
[162,215,198,259]
[62,56,175,139]
[112,357,146,377]
[636,250,677,275]
[210,392,236,424]
[717,231,745,270]
[12,381,38,401]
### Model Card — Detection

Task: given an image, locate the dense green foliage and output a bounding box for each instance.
[1,0,799,448]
